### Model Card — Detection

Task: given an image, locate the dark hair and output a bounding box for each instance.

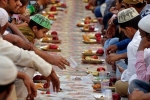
[118,0,123,3]
[28,20,44,30]
[119,15,141,30]
[132,2,146,8]
[0,82,14,93]
[20,0,29,6]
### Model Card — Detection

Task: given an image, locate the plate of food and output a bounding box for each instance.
[47,11,58,15]
[57,3,67,8]
[76,22,85,27]
[82,55,104,64]
[47,14,57,20]
[82,48,104,56]
[85,4,94,10]
[40,44,61,52]
[92,83,115,92]
[35,83,50,91]
[86,71,99,76]
[81,25,99,32]
[41,37,61,43]
[83,16,98,23]
[82,34,100,44]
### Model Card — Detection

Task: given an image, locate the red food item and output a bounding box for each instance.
[85,4,91,10]
[49,44,58,49]
[33,75,42,80]
[46,91,50,94]
[97,67,105,72]
[43,83,48,88]
[56,0,60,3]
[84,20,90,24]
[109,82,113,86]
[95,33,101,37]
[96,37,101,42]
[92,55,98,59]
[48,14,54,18]
[110,77,117,83]
[61,3,66,7]
[52,36,59,40]
[50,6,57,11]
[51,31,58,35]
[89,25,95,31]
[96,48,104,55]
[113,93,121,100]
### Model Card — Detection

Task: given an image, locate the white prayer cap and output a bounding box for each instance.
[138,14,150,33]
[118,7,139,23]
[0,8,9,27]
[0,56,17,85]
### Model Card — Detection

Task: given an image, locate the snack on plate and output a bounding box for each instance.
[82,34,90,42]
[85,16,91,21]
[48,44,58,49]
[48,14,55,20]
[83,25,90,31]
[35,83,43,89]
[77,22,84,27]
[42,37,50,41]
[92,83,101,90]
[85,50,92,54]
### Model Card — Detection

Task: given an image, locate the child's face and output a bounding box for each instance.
[17,4,28,14]
[35,28,49,39]
[139,28,150,41]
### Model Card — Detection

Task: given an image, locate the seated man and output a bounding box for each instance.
[129,15,150,100]
[0,8,59,98]
[0,56,18,100]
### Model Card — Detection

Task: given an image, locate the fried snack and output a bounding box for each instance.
[85,56,91,60]
[77,22,84,27]
[92,83,101,90]
[85,50,92,54]
[82,34,90,42]
[35,83,43,89]
[85,16,91,21]
[83,25,89,30]
[42,37,50,41]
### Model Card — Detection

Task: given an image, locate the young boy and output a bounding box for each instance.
[18,14,50,43]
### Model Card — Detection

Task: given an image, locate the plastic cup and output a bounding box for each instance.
[99,71,107,81]
[68,57,77,68]
[104,89,112,100]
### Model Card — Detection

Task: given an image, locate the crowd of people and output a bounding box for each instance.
[0,0,150,99]
[89,0,150,99]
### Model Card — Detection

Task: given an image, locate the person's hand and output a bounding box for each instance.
[106,45,118,55]
[106,24,116,39]
[50,55,70,70]
[23,74,37,99]
[129,90,145,100]
[100,37,107,46]
[106,53,121,64]
[138,36,150,51]
[110,7,118,14]
[45,69,60,92]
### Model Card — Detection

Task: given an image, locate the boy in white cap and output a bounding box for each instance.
[128,14,150,100]
[0,7,60,98]
[0,56,18,100]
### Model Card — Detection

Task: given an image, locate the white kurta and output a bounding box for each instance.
[121,31,150,82]
[0,37,52,97]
